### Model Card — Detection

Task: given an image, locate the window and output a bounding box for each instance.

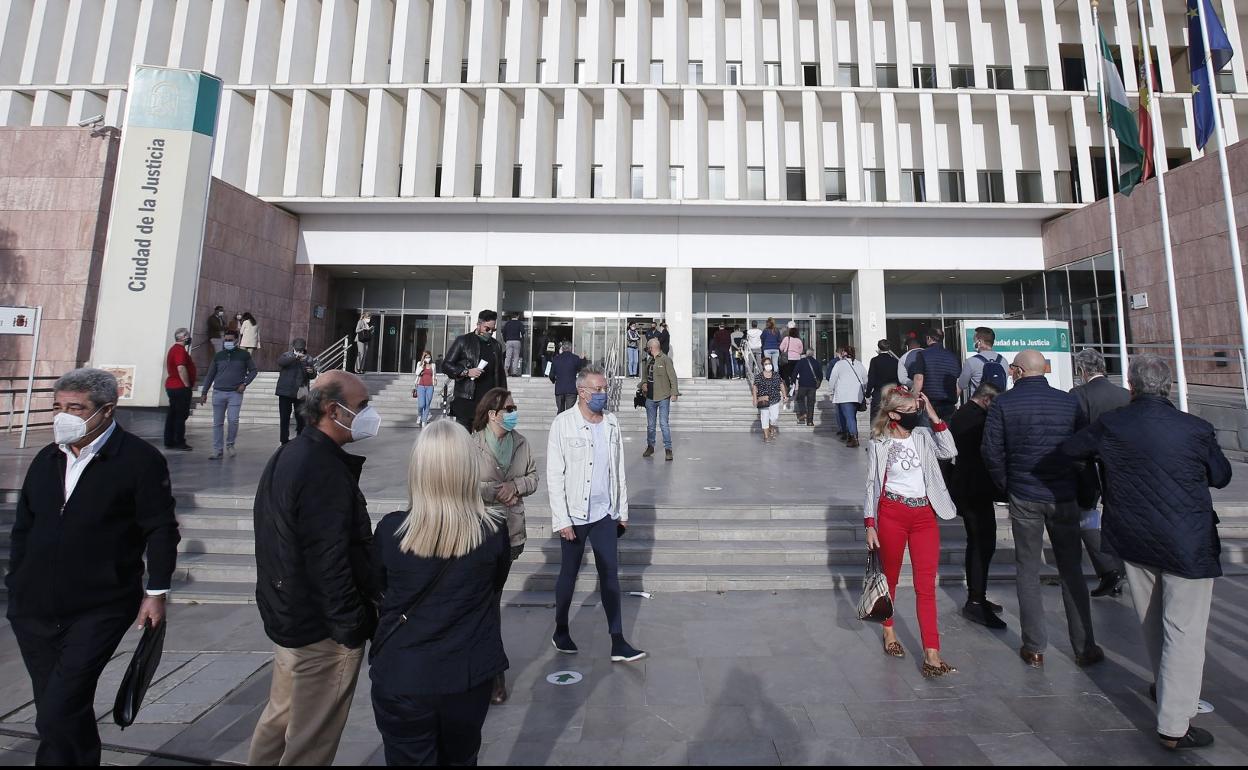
[785,168,805,200]
[591,165,604,199]
[434,164,442,197]
[823,168,846,201]
[901,169,926,202]
[837,63,859,86]
[977,170,1006,202]
[650,59,664,83]
[764,61,781,86]
[986,65,1014,90]
[726,61,742,85]
[497,59,508,82]
[746,166,765,200]
[552,164,562,197]
[865,168,886,202]
[574,59,585,83]
[938,170,965,202]
[1055,170,1075,204]
[708,166,726,199]
[912,64,936,88]
[1217,70,1237,93]
[473,164,482,197]
[688,60,704,84]
[460,59,468,83]
[612,59,625,83]
[1025,66,1050,90]
[1062,56,1087,91]
[1017,171,1044,203]
[669,166,683,199]
[875,64,898,87]
[951,65,974,88]
[802,63,819,86]
[630,165,643,198]
[512,164,522,197]
[535,58,546,82]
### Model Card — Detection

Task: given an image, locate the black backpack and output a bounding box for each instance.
[976,353,1008,391]
[356,327,372,343]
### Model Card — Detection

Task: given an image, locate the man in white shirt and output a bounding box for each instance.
[746,321,764,369]
[897,335,922,387]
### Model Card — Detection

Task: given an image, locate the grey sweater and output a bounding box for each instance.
[201,348,258,394]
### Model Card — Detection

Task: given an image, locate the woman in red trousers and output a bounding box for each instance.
[863,385,959,678]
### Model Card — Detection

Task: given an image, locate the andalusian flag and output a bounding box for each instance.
[1098,27,1144,195]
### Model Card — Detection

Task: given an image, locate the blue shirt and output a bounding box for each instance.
[587,420,613,523]
[760,329,782,350]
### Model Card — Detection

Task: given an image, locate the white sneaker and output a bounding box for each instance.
[225,445,236,458]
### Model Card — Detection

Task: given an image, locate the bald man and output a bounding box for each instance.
[982,350,1101,670]
[250,370,380,765]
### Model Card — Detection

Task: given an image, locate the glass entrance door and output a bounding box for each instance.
[530,315,575,376]
[575,317,625,370]
[379,314,401,372]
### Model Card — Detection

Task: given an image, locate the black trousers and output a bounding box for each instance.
[164,387,191,447]
[452,397,480,429]
[555,516,623,636]
[372,679,493,766]
[11,605,136,766]
[555,394,577,413]
[713,348,731,378]
[277,395,305,444]
[959,496,998,602]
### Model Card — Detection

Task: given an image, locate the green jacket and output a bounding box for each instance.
[641,352,681,402]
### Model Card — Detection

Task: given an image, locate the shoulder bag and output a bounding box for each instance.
[370,557,455,659]
[849,361,869,412]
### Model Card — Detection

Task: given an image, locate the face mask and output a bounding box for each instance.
[587,393,608,413]
[334,403,382,442]
[501,411,519,432]
[763,365,774,373]
[223,341,236,350]
[53,406,105,446]
[894,412,922,431]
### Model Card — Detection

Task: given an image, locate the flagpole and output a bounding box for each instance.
[1194,0,1248,410]
[1134,0,1189,411]
[1091,0,1131,380]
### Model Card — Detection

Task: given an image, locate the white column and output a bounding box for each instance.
[168,0,212,69]
[57,0,105,84]
[893,0,912,88]
[918,93,938,201]
[505,0,539,82]
[92,0,140,84]
[212,89,253,186]
[880,92,900,201]
[802,91,825,201]
[703,0,725,84]
[817,0,838,87]
[278,0,320,85]
[131,0,176,68]
[1221,0,1247,93]
[1146,0,1175,93]
[586,0,614,84]
[966,0,986,88]
[762,90,783,200]
[1070,94,1094,203]
[665,267,693,381]
[664,0,688,84]
[643,88,670,198]
[314,0,358,83]
[724,89,747,199]
[390,0,431,82]
[549,0,575,84]
[481,89,518,195]
[1075,0,1096,92]
[852,269,886,362]
[103,88,125,125]
[855,0,874,86]
[401,89,441,195]
[562,87,593,197]
[995,94,1018,202]
[1222,100,1240,146]
[1039,0,1062,90]
[203,0,247,84]
[603,88,632,197]
[0,91,34,125]
[625,0,652,83]
[1033,94,1057,203]
[31,91,70,125]
[779,0,800,86]
[239,0,282,85]
[466,0,503,82]
[441,88,480,196]
[246,89,291,196]
[929,0,950,87]
[353,0,396,83]
[471,265,502,317]
[323,89,368,196]
[1111,0,1136,93]
[1183,98,1199,160]
[284,89,330,195]
[21,0,70,85]
[519,86,554,196]
[841,92,862,200]
[957,92,978,202]
[429,0,465,82]
[741,0,763,85]
[1004,0,1027,89]
[0,0,35,83]
[362,87,404,196]
[683,89,708,198]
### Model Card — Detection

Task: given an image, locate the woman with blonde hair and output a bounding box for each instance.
[863,385,958,678]
[369,419,511,766]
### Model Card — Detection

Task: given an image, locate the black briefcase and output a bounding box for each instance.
[113,620,167,728]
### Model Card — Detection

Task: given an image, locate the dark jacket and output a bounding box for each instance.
[369,513,510,695]
[793,356,823,389]
[201,347,258,394]
[982,375,1085,503]
[712,328,732,350]
[548,351,586,395]
[950,400,1004,503]
[1062,395,1232,579]
[657,328,670,354]
[501,319,524,342]
[1070,376,1131,508]
[864,351,900,402]
[442,332,507,402]
[253,427,377,649]
[207,312,226,339]
[275,351,317,398]
[6,425,180,620]
[909,343,961,405]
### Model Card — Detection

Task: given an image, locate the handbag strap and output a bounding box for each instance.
[371,556,455,656]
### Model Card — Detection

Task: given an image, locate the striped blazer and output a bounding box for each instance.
[863,426,959,524]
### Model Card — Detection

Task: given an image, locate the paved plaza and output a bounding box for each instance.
[3,420,1248,765]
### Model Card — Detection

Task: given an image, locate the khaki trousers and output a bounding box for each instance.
[248,638,364,766]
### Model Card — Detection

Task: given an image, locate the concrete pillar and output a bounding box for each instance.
[816,0,837,88]
[723,90,747,199]
[401,89,441,195]
[841,92,862,200]
[391,0,431,82]
[603,89,632,197]
[1039,0,1062,91]
[1033,95,1057,203]
[314,0,357,83]
[625,0,652,83]
[481,89,519,196]
[520,87,554,197]
[1070,95,1094,203]
[995,94,1018,202]
[466,0,503,82]
[957,92,979,202]
[429,0,466,82]
[471,265,502,319]
[277,0,320,84]
[506,0,539,82]
[549,0,576,83]
[284,89,331,195]
[643,88,669,198]
[778,0,799,86]
[586,0,614,84]
[929,0,950,87]
[880,92,900,201]
[663,0,688,84]
[562,88,593,197]
[918,93,939,201]
[214,92,254,187]
[683,90,707,198]
[854,0,874,86]
[852,269,886,365]
[703,0,725,84]
[441,88,481,196]
[665,267,693,382]
[762,90,783,200]
[740,0,763,85]
[362,88,404,196]
[353,0,396,83]
[892,0,911,88]
[802,92,824,201]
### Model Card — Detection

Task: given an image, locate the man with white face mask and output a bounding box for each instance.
[249,370,380,766]
[6,368,180,765]
[200,330,257,459]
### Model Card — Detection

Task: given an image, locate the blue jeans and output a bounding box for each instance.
[211,389,243,452]
[764,349,780,369]
[416,385,434,422]
[646,398,672,449]
[836,401,859,437]
[626,347,639,376]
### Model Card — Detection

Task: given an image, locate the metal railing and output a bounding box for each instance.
[312,335,352,373]
[1083,341,1248,408]
[604,343,624,412]
[3,375,58,433]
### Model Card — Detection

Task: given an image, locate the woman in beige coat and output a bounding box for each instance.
[472,387,538,705]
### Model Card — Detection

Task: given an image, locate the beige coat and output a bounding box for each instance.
[473,430,538,547]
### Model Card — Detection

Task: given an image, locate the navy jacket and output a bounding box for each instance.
[793,356,823,389]
[501,319,524,342]
[909,343,961,405]
[1062,395,1232,579]
[982,376,1085,503]
[548,351,586,395]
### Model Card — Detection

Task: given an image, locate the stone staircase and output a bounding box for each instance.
[185,372,832,433]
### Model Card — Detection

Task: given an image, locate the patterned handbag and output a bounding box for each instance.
[857,549,894,622]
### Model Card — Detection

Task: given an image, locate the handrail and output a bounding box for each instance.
[312,334,352,373]
[605,342,623,413]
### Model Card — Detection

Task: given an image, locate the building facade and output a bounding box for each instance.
[3,0,1247,377]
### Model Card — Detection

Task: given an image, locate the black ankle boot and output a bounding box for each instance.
[1091,571,1124,598]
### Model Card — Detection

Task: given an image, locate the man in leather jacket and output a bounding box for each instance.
[442,309,508,428]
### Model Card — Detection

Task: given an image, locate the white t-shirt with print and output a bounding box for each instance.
[884,435,926,499]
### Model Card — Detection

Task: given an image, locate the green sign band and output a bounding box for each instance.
[127,67,222,138]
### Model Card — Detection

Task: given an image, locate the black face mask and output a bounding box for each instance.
[894,412,922,431]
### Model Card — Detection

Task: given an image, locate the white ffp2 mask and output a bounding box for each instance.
[53,406,104,446]
[334,403,381,442]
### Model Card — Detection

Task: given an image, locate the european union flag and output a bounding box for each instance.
[1189,0,1235,150]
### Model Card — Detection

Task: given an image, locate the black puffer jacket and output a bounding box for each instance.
[1062,395,1232,579]
[442,332,507,402]
[254,427,377,648]
[982,376,1085,503]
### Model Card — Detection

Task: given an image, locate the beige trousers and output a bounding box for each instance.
[248,638,364,766]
